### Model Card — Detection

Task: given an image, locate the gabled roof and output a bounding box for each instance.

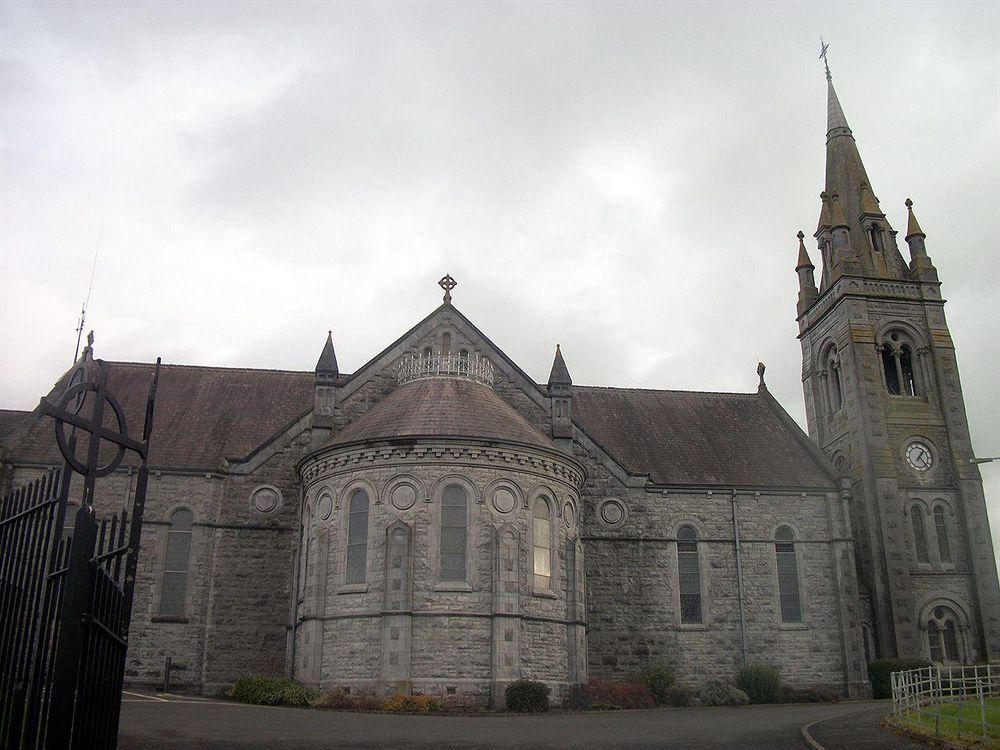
[0,409,30,444]
[5,362,314,471]
[572,386,835,488]
[328,377,557,452]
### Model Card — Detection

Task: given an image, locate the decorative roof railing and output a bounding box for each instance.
[397,353,495,387]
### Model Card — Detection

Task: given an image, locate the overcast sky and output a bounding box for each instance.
[2,2,998,564]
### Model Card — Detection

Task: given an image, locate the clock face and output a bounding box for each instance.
[905,441,934,472]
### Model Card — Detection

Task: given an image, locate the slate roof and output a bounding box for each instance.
[328,377,558,452]
[572,386,834,488]
[0,409,30,443]
[3,358,833,489]
[4,362,314,471]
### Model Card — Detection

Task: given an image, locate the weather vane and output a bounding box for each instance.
[438,273,457,304]
[819,38,831,80]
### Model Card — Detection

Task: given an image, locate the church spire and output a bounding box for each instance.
[818,44,907,284]
[315,330,338,376]
[547,344,572,387]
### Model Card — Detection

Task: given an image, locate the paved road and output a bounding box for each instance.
[118,692,916,749]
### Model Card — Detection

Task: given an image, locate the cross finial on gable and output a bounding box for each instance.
[438,274,457,304]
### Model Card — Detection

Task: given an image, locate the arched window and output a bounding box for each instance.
[423,347,433,358]
[827,353,843,411]
[160,508,193,616]
[934,506,952,563]
[868,223,885,253]
[532,497,552,590]
[910,506,929,564]
[346,489,369,584]
[775,526,802,623]
[677,525,702,624]
[441,332,452,356]
[926,606,963,664]
[880,330,919,396]
[440,485,468,581]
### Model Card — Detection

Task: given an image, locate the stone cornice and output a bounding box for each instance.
[299,438,586,492]
[798,274,945,336]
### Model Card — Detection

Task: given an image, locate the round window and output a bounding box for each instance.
[317,492,333,520]
[389,483,417,511]
[599,499,626,527]
[905,441,934,472]
[492,487,516,514]
[251,487,279,514]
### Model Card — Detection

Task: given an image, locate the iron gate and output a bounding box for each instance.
[0,356,159,750]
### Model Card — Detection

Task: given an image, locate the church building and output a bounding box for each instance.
[1,67,997,705]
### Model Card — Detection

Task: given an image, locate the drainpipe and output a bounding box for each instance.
[287,483,306,679]
[732,490,748,667]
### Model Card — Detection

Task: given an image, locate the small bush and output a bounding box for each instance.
[642,661,676,706]
[868,658,933,699]
[566,679,654,710]
[313,689,381,711]
[229,674,316,707]
[505,680,551,712]
[381,693,441,713]
[778,686,839,704]
[665,684,694,707]
[736,664,782,704]
[698,679,749,707]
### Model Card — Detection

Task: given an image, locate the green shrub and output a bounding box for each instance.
[313,689,381,710]
[505,679,550,712]
[778,686,839,704]
[867,658,933,699]
[665,684,694,707]
[229,674,316,707]
[642,661,676,706]
[381,693,441,713]
[698,679,749,707]
[736,664,782,704]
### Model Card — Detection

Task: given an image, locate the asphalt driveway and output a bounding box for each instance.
[118,691,924,749]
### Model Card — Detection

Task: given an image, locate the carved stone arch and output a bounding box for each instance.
[873,319,928,349]
[829,449,850,475]
[339,477,379,509]
[769,521,802,540]
[162,502,197,524]
[314,485,335,521]
[668,516,710,539]
[930,497,955,514]
[917,593,972,627]
[526,483,558,513]
[431,473,481,505]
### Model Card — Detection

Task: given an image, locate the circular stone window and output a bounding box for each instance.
[317,492,333,520]
[599,499,626,527]
[492,487,517,514]
[251,486,280,514]
[389,483,417,511]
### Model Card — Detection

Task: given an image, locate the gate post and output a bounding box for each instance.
[46,504,97,750]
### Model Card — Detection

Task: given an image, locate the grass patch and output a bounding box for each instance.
[899,696,1000,745]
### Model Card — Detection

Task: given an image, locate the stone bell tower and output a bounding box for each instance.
[795,51,1000,665]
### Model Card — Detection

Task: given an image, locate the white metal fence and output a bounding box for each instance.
[891,664,1000,744]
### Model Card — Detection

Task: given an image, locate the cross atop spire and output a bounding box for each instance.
[819,38,831,81]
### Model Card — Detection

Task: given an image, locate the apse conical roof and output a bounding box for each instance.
[327,377,557,451]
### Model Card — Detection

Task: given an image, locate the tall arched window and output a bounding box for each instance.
[868,223,885,253]
[532,497,552,590]
[827,353,843,411]
[346,489,369,584]
[926,606,963,664]
[934,506,952,563]
[160,508,193,617]
[677,525,702,624]
[440,485,468,582]
[880,330,919,396]
[775,526,802,623]
[910,505,929,564]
